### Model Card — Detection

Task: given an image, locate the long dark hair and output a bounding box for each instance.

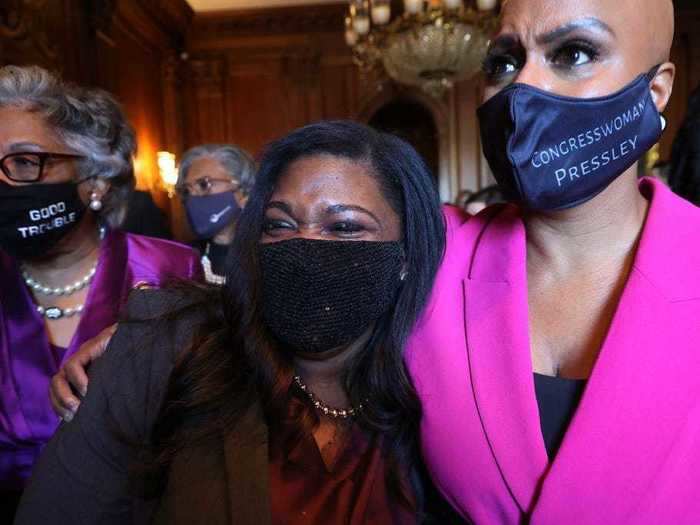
[146,121,445,511]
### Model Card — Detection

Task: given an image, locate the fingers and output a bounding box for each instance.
[96,324,118,355]
[88,323,117,360]
[50,370,81,421]
[49,322,118,421]
[66,323,118,396]
[64,357,90,397]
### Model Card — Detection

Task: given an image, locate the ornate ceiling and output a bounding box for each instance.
[187,0,345,12]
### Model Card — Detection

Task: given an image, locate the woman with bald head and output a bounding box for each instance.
[408,0,700,523]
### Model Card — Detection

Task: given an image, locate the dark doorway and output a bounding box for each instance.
[368,99,439,181]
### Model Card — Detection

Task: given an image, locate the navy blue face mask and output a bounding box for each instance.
[477,68,664,210]
[184,191,241,240]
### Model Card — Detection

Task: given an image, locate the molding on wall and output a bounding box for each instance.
[90,0,193,53]
[0,0,61,66]
[0,1,29,40]
[137,0,194,40]
[188,57,227,82]
[190,2,346,40]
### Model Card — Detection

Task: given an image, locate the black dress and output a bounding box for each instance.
[192,240,229,281]
[533,373,587,459]
[121,190,172,240]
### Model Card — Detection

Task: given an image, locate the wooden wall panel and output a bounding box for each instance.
[92,1,191,207]
[227,59,296,153]
[0,0,93,83]
[454,79,487,195]
[184,4,483,202]
[185,5,358,160]
[95,29,166,194]
[319,61,360,120]
[185,58,228,145]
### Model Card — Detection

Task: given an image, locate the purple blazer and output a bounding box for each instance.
[407,178,700,524]
[0,230,202,490]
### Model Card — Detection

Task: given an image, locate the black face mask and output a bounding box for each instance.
[0,181,87,259]
[259,238,404,354]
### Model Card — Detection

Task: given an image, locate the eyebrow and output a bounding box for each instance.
[489,17,615,52]
[488,33,519,51]
[7,142,45,153]
[326,204,380,224]
[265,201,381,224]
[266,201,293,215]
[535,17,615,45]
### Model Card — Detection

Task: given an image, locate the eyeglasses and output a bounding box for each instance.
[176,176,240,198]
[0,152,85,183]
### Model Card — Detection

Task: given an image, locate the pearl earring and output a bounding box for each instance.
[89,192,103,211]
[660,115,667,131]
[399,269,408,281]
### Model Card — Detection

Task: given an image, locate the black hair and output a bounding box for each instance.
[669,84,700,205]
[147,120,446,512]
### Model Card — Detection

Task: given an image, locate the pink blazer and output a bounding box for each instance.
[407,178,700,524]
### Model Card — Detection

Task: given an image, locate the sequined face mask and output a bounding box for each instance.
[259,238,403,354]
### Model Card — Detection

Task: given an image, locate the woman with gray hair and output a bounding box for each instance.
[0,65,201,520]
[177,143,255,284]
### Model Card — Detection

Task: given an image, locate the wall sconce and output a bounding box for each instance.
[157,151,178,197]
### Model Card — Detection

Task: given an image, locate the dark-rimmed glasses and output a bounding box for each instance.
[0,152,85,183]
[176,176,240,198]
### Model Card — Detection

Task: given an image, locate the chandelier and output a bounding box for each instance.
[344,0,500,97]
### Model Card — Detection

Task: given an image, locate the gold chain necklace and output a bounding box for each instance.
[293,375,364,420]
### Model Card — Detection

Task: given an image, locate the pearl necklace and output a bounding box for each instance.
[36,303,85,320]
[22,263,97,296]
[25,227,104,320]
[23,263,98,320]
[202,243,226,285]
[202,254,226,285]
[293,375,364,420]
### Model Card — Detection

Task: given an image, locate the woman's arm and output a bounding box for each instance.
[50,324,117,421]
[15,289,203,525]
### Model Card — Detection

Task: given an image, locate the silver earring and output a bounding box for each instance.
[89,192,103,211]
[660,115,667,131]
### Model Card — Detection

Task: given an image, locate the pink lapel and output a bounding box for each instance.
[531,179,700,523]
[464,205,549,513]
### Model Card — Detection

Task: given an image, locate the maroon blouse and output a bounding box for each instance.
[269,424,415,525]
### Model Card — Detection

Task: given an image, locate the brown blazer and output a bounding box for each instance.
[152,404,271,525]
[15,289,272,525]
